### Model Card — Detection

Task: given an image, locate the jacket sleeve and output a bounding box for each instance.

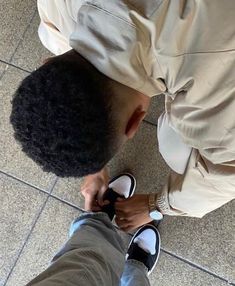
[37,0,71,55]
[157,149,235,218]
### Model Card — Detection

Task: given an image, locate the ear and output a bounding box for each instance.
[42,57,54,65]
[125,108,147,139]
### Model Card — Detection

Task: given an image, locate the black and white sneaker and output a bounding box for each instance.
[102,173,136,220]
[126,224,161,275]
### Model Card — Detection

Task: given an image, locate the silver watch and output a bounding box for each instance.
[148,194,163,221]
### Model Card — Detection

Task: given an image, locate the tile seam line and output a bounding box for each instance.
[161,248,234,285]
[3,194,50,286]
[0,8,37,81]
[48,193,85,212]
[143,119,158,127]
[0,170,52,194]
[48,176,59,194]
[0,59,31,74]
[0,170,83,211]
[2,181,232,286]
[1,174,232,284]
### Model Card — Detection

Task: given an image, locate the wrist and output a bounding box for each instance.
[148,194,160,211]
[148,193,163,220]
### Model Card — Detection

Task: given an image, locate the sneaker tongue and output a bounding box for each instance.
[133,229,156,255]
[109,176,132,198]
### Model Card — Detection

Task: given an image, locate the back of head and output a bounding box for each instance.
[10,54,116,177]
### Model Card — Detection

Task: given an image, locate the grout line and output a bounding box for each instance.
[143,119,158,127]
[0,8,37,81]
[1,173,233,284]
[0,170,53,194]
[48,193,85,212]
[3,178,233,286]
[9,9,38,62]
[0,59,31,74]
[0,170,83,210]
[48,176,59,194]
[48,193,134,234]
[161,248,234,285]
[3,194,50,286]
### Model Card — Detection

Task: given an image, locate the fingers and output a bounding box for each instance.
[84,193,95,211]
[103,200,110,205]
[115,212,153,233]
[97,185,108,207]
[81,176,108,210]
[115,201,131,218]
[115,196,133,212]
[115,217,136,232]
[116,197,125,202]
[83,188,110,211]
[115,216,131,229]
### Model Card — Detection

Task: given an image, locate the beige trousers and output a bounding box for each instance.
[157,149,235,217]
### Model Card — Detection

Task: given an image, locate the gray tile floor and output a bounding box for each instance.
[0,2,234,286]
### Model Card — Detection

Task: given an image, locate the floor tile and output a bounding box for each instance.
[11,13,53,72]
[0,172,47,286]
[52,176,84,209]
[108,121,170,195]
[0,66,56,190]
[149,252,228,286]
[6,197,81,286]
[0,62,8,78]
[52,121,170,209]
[145,93,165,125]
[159,200,235,283]
[0,0,36,62]
[4,198,228,286]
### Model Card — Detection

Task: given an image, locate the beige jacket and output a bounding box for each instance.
[37,0,235,217]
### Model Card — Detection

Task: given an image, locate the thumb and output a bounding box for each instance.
[84,193,95,211]
[116,197,125,202]
[97,186,108,206]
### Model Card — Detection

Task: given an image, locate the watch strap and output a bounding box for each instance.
[148,193,162,213]
[148,193,157,212]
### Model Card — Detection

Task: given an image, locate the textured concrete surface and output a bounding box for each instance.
[159,200,235,283]
[0,2,234,286]
[108,122,169,195]
[5,198,81,286]
[11,13,53,72]
[0,0,36,61]
[145,93,165,125]
[149,252,229,286]
[0,66,56,190]
[52,176,84,209]
[0,63,8,78]
[0,173,47,286]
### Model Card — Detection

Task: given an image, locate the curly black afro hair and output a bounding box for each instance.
[10,56,116,177]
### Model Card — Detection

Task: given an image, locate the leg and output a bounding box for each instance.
[121,261,150,286]
[157,149,235,217]
[27,174,136,286]
[27,212,126,286]
[120,225,160,286]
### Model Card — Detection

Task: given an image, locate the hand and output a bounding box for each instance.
[115,194,152,232]
[81,167,109,211]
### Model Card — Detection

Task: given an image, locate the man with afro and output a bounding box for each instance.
[11,0,235,230]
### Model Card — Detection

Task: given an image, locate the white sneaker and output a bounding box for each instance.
[102,173,136,220]
[126,224,161,275]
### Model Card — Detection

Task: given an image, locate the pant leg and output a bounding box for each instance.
[120,260,150,286]
[27,212,126,286]
[157,149,235,217]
